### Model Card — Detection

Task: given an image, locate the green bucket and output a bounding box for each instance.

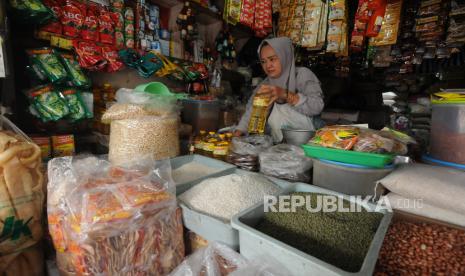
[134,82,188,99]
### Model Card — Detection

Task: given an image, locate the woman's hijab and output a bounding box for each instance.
[258,37,297,92]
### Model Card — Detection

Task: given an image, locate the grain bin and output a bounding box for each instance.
[430,103,465,165]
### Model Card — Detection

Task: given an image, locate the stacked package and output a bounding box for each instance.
[47,156,184,275]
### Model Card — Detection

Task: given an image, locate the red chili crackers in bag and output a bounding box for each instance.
[99,9,115,45]
[61,0,86,38]
[101,46,124,72]
[40,0,63,34]
[73,40,107,71]
[81,2,99,41]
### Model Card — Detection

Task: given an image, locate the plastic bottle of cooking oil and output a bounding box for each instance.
[203,131,218,158]
[248,95,269,134]
[213,134,229,161]
[226,132,233,142]
[194,130,207,155]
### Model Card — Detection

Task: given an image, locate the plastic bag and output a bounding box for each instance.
[102,89,180,165]
[27,48,67,83]
[230,135,273,156]
[229,255,291,276]
[60,88,91,121]
[47,155,184,275]
[0,116,44,272]
[169,242,248,276]
[9,0,53,24]
[259,144,313,182]
[59,53,91,88]
[170,242,291,276]
[353,129,395,154]
[27,85,70,122]
[311,125,359,150]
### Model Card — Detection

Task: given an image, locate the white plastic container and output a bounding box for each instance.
[231,183,393,276]
[313,159,394,196]
[178,169,294,250]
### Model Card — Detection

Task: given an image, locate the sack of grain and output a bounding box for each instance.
[1,244,44,276]
[102,89,180,165]
[47,156,185,275]
[0,116,44,273]
[377,163,465,214]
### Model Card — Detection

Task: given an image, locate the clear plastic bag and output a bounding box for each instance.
[170,242,248,276]
[230,135,273,156]
[0,116,44,272]
[259,144,313,182]
[311,125,360,150]
[102,88,180,165]
[47,155,184,275]
[353,129,395,154]
[170,242,291,276]
[229,256,291,276]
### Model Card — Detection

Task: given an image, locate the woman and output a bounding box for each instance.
[234,37,324,142]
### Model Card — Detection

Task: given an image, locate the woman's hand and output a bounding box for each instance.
[233,130,243,137]
[256,84,287,105]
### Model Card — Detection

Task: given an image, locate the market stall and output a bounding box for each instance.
[0,0,464,275]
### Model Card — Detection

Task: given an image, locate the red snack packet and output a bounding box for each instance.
[40,0,62,34]
[111,12,124,31]
[101,46,124,72]
[61,0,86,38]
[73,40,107,71]
[240,0,255,28]
[99,9,115,45]
[81,2,99,41]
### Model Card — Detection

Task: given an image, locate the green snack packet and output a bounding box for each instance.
[26,63,48,83]
[60,88,90,121]
[28,85,69,121]
[27,48,67,83]
[9,0,53,24]
[59,53,91,88]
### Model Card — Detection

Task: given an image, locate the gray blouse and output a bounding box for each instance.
[236,67,324,132]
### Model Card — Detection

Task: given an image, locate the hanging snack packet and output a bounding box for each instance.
[59,53,91,88]
[311,125,360,150]
[73,40,107,71]
[27,48,68,83]
[9,0,54,24]
[101,46,124,72]
[28,85,70,121]
[60,88,90,121]
[110,0,124,12]
[99,9,115,45]
[40,0,63,34]
[61,0,86,38]
[26,63,48,83]
[81,2,100,41]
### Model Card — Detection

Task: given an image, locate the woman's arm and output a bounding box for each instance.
[290,68,324,116]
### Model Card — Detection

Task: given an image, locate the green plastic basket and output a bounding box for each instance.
[301,143,394,168]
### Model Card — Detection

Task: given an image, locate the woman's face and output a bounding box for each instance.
[260,45,282,79]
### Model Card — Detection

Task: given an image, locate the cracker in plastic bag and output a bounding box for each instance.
[311,125,359,150]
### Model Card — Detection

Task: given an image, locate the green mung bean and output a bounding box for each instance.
[255,192,384,272]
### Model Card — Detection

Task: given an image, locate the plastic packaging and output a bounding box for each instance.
[47,156,184,275]
[60,88,91,121]
[170,242,247,276]
[170,241,291,276]
[311,125,360,150]
[27,85,70,122]
[59,53,91,88]
[102,89,180,165]
[353,129,395,154]
[0,116,45,272]
[230,135,273,156]
[228,135,273,171]
[259,144,313,182]
[27,48,68,83]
